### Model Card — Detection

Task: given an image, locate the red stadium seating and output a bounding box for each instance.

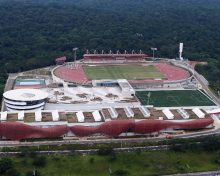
[83,54,146,62]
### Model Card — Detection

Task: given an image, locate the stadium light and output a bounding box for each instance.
[73,47,78,67]
[150,47,157,60]
[147,92,151,105]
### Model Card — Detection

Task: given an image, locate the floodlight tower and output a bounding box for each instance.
[73,47,78,68]
[151,47,157,60]
[147,92,151,105]
[179,43,183,61]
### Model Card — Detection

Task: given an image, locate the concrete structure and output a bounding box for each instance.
[139,106,151,118]
[193,108,205,118]
[118,79,135,97]
[162,108,174,120]
[3,89,48,111]
[177,108,189,119]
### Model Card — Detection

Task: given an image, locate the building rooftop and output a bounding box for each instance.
[0,107,212,124]
[3,89,48,101]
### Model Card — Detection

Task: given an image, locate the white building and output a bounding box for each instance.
[3,89,48,111]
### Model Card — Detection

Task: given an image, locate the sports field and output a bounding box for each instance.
[136,90,216,107]
[83,65,165,80]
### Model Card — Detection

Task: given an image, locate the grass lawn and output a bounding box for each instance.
[11,150,220,176]
[83,65,165,80]
[136,90,216,107]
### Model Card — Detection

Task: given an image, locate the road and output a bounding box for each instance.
[165,170,220,176]
[0,145,171,156]
[194,70,220,105]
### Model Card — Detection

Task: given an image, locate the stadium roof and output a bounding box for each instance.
[83,54,147,57]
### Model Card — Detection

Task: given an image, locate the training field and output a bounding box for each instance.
[83,65,165,80]
[136,90,216,107]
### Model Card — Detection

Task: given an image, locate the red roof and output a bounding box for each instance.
[83,54,147,57]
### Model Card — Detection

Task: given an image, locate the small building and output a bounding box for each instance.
[3,89,48,111]
[162,108,174,120]
[192,108,205,118]
[92,80,118,87]
[139,106,151,118]
[55,56,67,65]
[92,110,102,122]
[177,108,189,119]
[76,111,85,122]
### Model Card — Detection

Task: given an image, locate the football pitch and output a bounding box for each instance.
[136,90,216,107]
[83,65,165,80]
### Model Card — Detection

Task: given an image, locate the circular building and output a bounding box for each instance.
[3,89,48,111]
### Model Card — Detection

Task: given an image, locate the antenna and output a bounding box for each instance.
[72,47,78,68]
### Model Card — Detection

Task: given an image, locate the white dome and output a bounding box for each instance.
[3,89,48,101]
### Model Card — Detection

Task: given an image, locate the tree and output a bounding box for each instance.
[0,158,19,176]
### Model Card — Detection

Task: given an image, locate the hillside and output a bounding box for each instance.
[0,0,219,91]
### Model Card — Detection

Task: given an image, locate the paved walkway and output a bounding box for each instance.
[45,102,140,111]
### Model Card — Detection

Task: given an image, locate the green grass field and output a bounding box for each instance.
[83,65,165,80]
[136,90,216,107]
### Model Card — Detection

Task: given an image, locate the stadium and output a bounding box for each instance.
[52,53,192,88]
[0,49,219,141]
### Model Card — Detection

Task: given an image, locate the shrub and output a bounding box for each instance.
[112,169,129,176]
[89,157,95,164]
[32,156,46,167]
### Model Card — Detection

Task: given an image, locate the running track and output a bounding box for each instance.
[53,63,190,84]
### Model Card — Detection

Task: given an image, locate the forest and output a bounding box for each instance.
[0,0,219,93]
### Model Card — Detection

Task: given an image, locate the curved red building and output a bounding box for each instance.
[0,122,68,140]
[0,118,214,140]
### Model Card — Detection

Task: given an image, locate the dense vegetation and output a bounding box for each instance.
[196,59,220,92]
[2,145,220,175]
[0,0,219,91]
[0,135,220,175]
